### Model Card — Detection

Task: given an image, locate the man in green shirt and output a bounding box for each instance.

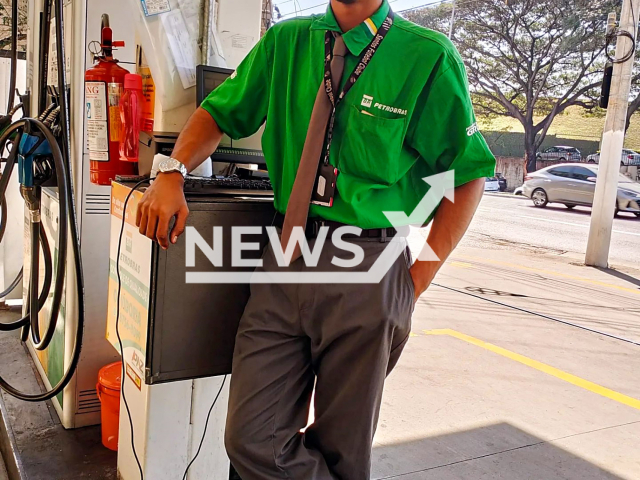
[136,0,495,478]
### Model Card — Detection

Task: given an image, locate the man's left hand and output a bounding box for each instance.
[408,261,438,304]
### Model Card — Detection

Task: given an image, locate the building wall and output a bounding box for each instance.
[495,156,525,192]
[483,131,600,159]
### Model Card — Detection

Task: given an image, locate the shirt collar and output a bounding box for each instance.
[310,0,390,56]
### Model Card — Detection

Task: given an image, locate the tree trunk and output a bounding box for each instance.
[524,131,538,173]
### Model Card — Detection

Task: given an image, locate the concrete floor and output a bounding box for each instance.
[0,308,116,480]
[373,233,640,479]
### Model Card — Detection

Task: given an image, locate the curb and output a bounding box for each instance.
[0,394,26,480]
[484,192,523,200]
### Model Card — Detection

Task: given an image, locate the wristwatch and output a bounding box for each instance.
[157,157,188,178]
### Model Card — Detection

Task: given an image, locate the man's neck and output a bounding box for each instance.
[331,0,383,32]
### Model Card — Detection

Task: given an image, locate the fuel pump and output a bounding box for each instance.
[85,14,136,185]
[0,0,85,401]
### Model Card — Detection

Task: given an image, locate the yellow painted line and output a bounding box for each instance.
[409,332,419,337]
[454,254,640,296]
[423,329,640,411]
[449,261,474,269]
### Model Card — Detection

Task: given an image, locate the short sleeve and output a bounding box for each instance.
[200,28,274,140]
[406,54,495,187]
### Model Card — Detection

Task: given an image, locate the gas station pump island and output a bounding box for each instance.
[0,0,269,478]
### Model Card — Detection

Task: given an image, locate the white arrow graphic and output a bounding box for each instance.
[383,171,455,227]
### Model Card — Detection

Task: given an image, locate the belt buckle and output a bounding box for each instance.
[309,219,325,238]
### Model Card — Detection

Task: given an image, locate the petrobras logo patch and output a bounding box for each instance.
[361,95,407,116]
[466,122,479,136]
[373,102,408,116]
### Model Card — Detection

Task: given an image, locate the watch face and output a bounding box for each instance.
[159,158,186,175]
[159,158,175,171]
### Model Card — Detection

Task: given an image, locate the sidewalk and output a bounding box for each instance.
[373,237,640,479]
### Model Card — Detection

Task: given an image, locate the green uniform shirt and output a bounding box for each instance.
[201,1,496,228]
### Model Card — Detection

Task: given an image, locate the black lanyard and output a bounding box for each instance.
[321,12,395,165]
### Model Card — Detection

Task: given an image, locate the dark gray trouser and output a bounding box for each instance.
[225,235,415,480]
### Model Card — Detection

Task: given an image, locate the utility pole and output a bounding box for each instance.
[448,0,456,38]
[585,0,639,268]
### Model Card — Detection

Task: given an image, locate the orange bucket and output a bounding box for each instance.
[97,361,122,451]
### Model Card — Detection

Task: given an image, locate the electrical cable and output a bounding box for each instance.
[181,375,228,480]
[432,283,640,347]
[115,178,150,480]
[605,1,637,65]
[116,179,229,480]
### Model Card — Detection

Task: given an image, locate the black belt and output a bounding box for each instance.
[273,213,397,241]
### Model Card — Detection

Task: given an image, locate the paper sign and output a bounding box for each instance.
[141,0,171,16]
[162,10,197,89]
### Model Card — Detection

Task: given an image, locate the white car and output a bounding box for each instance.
[522,163,640,217]
[586,149,640,166]
[484,177,500,192]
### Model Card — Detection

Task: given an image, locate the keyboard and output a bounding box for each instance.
[183,175,274,196]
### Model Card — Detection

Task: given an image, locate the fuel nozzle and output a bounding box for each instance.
[18,128,55,189]
[20,186,41,223]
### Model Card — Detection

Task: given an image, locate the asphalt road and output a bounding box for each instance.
[461,193,640,269]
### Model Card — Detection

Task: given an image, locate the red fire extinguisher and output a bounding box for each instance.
[85,14,136,185]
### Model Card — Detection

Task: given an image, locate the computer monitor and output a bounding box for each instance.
[196,65,266,166]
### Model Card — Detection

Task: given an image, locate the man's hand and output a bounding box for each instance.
[407,177,485,303]
[409,261,438,303]
[136,173,189,249]
[134,108,225,249]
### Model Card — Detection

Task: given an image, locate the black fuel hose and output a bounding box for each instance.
[0,139,52,326]
[0,222,52,333]
[28,222,39,337]
[0,120,67,350]
[0,119,84,401]
[0,140,23,299]
[6,0,18,114]
[0,0,84,403]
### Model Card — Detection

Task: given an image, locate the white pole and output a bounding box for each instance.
[585,0,639,267]
[448,0,456,39]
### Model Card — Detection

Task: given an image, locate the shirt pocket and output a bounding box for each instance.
[338,105,407,186]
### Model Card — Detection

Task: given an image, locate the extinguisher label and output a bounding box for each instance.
[86,82,109,161]
[108,83,123,143]
[87,123,108,160]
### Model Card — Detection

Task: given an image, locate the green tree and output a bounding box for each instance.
[407,0,616,172]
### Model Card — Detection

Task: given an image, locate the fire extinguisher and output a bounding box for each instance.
[85,14,135,185]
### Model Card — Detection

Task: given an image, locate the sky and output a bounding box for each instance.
[273,0,445,20]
